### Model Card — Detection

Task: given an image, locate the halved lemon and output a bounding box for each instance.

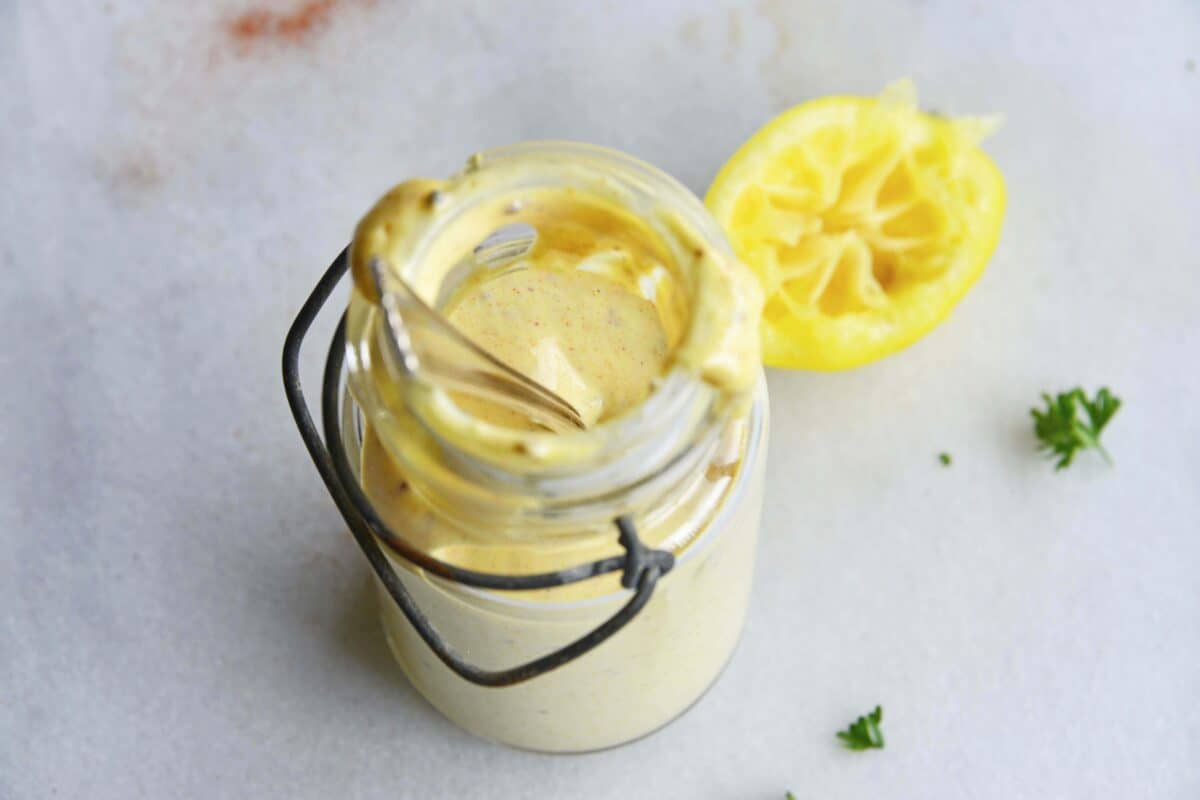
[706,81,1006,370]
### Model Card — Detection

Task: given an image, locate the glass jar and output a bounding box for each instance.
[337,143,768,752]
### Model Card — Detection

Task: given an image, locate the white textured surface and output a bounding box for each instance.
[3,1,1199,797]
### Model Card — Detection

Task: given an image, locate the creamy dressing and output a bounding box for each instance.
[445,268,668,429]
[349,176,762,469]
[373,404,766,752]
[342,145,766,751]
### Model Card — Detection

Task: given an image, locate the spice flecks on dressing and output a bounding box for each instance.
[445,268,668,429]
[339,145,768,753]
[348,154,761,467]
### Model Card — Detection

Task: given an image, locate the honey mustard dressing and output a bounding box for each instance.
[338,143,767,752]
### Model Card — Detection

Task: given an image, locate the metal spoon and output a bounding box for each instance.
[370,259,587,433]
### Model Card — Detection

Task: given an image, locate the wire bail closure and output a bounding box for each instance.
[282,248,677,687]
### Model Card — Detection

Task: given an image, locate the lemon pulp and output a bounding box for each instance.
[706,81,1006,370]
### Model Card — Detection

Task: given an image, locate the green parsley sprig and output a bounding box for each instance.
[837,705,885,750]
[1031,387,1121,470]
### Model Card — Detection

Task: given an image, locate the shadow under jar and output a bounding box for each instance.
[340,142,767,752]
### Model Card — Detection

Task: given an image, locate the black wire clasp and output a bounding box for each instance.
[282,248,676,687]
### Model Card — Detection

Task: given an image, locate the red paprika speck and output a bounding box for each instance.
[227,0,339,47]
[230,10,271,40]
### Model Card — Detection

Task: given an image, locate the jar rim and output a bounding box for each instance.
[345,140,755,536]
[407,141,733,465]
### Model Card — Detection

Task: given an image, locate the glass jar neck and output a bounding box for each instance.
[345,142,755,539]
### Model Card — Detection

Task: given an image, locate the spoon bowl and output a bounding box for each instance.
[370,259,587,434]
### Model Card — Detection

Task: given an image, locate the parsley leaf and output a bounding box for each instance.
[938,452,952,467]
[1031,387,1121,470]
[837,705,885,750]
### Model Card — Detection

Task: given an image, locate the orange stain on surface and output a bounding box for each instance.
[226,0,339,47]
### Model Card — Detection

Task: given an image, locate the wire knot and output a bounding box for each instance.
[616,515,675,589]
